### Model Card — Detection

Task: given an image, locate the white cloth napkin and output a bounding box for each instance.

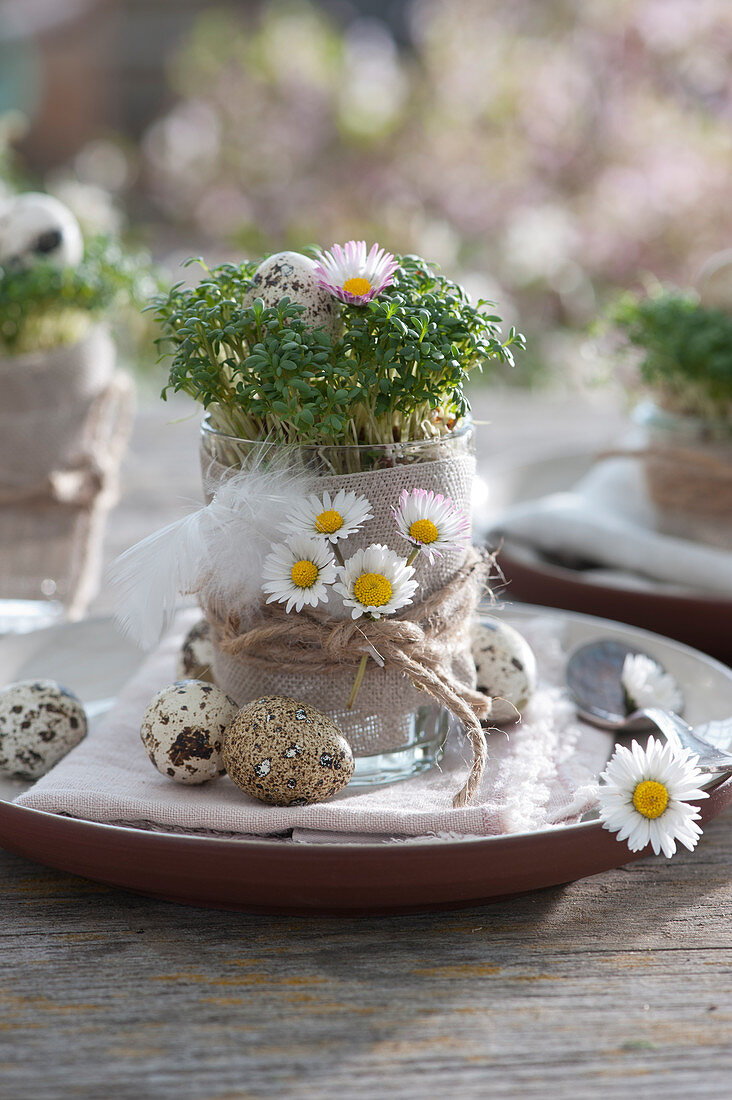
[14,611,607,839]
[491,456,732,598]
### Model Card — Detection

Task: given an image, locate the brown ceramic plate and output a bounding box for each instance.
[0,610,731,914]
[498,544,732,665]
[479,448,731,663]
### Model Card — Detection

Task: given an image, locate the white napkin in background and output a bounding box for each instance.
[13,611,606,840]
[490,456,732,598]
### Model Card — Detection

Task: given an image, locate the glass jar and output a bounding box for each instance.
[200,414,475,479]
[199,416,477,789]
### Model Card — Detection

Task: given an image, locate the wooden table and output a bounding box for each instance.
[1,390,730,1099]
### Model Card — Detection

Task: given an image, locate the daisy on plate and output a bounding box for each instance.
[621,653,683,714]
[261,535,337,614]
[335,544,418,620]
[597,736,708,858]
[392,487,470,563]
[314,240,398,305]
[283,489,373,545]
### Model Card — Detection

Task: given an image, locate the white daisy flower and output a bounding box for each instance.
[621,653,684,713]
[392,487,470,563]
[335,543,418,620]
[261,535,337,614]
[314,240,398,305]
[597,736,708,858]
[282,489,373,544]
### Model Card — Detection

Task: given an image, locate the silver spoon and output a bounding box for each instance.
[566,639,732,774]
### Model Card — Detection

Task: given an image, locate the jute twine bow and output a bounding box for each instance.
[206,547,494,808]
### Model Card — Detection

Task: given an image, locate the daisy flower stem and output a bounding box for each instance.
[347,653,370,710]
[333,543,345,568]
[405,545,422,568]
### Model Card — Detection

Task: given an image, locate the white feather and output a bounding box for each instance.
[110,510,210,650]
[110,452,316,649]
[198,459,315,617]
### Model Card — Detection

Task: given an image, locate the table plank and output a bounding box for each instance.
[0,807,730,1099]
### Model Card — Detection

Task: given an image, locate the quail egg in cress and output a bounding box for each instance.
[244,251,341,339]
[0,193,84,271]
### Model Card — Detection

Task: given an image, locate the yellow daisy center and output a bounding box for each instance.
[291,560,319,588]
[353,572,393,608]
[632,779,669,819]
[315,509,344,535]
[409,518,439,544]
[343,276,372,297]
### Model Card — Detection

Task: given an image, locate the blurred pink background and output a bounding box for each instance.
[2,0,732,382]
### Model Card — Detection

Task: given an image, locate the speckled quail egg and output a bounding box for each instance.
[223,696,354,806]
[244,251,341,339]
[140,680,239,785]
[472,618,538,726]
[176,619,216,684]
[0,680,87,780]
[0,192,84,271]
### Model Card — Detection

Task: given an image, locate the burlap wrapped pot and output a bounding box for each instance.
[635,402,732,550]
[199,424,488,764]
[0,325,135,617]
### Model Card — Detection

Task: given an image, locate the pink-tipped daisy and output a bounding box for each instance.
[392,488,471,563]
[314,240,398,305]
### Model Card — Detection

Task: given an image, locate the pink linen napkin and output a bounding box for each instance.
[14,611,605,838]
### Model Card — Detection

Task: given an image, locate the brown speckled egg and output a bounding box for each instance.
[473,618,538,726]
[0,679,87,779]
[223,696,354,806]
[141,680,239,785]
[176,619,216,684]
[244,251,341,339]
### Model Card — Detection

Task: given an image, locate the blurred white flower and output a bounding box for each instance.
[47,178,123,238]
[338,19,407,137]
[621,653,683,713]
[502,204,579,285]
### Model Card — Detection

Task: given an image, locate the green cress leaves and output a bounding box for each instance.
[154,252,525,446]
[0,235,159,357]
[612,289,732,425]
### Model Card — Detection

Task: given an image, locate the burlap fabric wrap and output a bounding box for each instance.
[0,325,135,617]
[641,435,732,550]
[201,446,490,803]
